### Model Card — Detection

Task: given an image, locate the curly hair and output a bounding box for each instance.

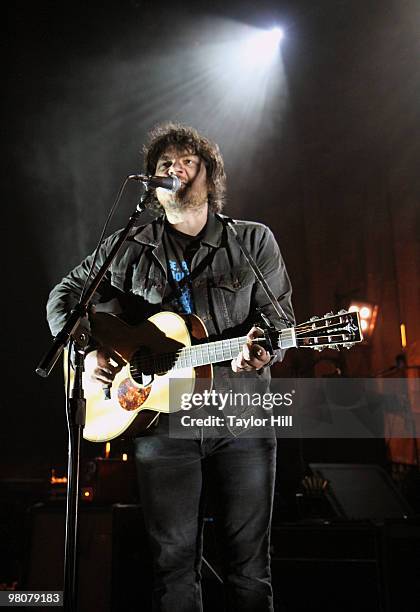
[142,122,226,212]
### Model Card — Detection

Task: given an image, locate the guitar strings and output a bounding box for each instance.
[130,336,249,375]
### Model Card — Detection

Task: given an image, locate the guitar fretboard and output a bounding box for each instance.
[173,335,249,369]
[131,327,300,376]
[150,328,296,373]
[146,336,250,374]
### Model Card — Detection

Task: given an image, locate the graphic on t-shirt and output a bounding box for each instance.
[168,259,193,314]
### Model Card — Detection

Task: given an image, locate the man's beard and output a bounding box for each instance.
[166,183,208,212]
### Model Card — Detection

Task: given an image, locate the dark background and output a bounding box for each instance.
[2,0,419,495]
[1,1,420,605]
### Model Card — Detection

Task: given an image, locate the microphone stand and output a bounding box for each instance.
[63,339,87,612]
[36,191,151,612]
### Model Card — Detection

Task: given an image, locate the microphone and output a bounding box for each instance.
[128,174,182,193]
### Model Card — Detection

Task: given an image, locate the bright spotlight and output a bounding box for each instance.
[238,26,284,68]
[270,27,284,43]
[195,18,290,162]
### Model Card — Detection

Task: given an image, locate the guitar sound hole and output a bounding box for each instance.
[130,347,154,386]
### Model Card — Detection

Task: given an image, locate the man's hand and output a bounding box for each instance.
[84,349,124,385]
[231,326,271,373]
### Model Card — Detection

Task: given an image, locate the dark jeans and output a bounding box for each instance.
[133,418,276,612]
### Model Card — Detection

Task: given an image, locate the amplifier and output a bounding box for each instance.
[24,503,152,612]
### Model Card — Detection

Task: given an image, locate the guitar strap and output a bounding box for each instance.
[216,213,293,328]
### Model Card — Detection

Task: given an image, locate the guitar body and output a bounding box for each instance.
[68,311,212,442]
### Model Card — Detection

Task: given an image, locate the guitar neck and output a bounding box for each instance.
[135,310,360,375]
[173,328,296,369]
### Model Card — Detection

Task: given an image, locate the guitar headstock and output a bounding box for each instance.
[294,310,363,351]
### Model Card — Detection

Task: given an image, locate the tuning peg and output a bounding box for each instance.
[310,316,319,321]
[324,311,334,317]
[338,309,347,315]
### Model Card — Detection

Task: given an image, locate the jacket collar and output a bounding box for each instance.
[132,210,225,248]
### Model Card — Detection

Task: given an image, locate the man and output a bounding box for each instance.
[47,123,294,611]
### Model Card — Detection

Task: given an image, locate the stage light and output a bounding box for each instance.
[270,27,284,43]
[81,487,93,502]
[238,26,284,68]
[255,27,284,52]
[359,306,372,319]
[348,301,378,340]
[400,323,407,349]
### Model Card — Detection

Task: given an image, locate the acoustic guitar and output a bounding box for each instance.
[66,310,362,442]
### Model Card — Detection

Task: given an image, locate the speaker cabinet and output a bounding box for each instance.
[24,503,152,612]
[271,522,382,612]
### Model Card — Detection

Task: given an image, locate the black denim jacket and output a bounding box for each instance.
[47,213,294,426]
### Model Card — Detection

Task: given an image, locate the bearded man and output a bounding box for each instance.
[47,123,294,611]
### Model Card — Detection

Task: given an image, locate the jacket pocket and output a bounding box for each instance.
[210,268,255,328]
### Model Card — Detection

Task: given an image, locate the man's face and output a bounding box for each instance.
[154,147,208,212]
